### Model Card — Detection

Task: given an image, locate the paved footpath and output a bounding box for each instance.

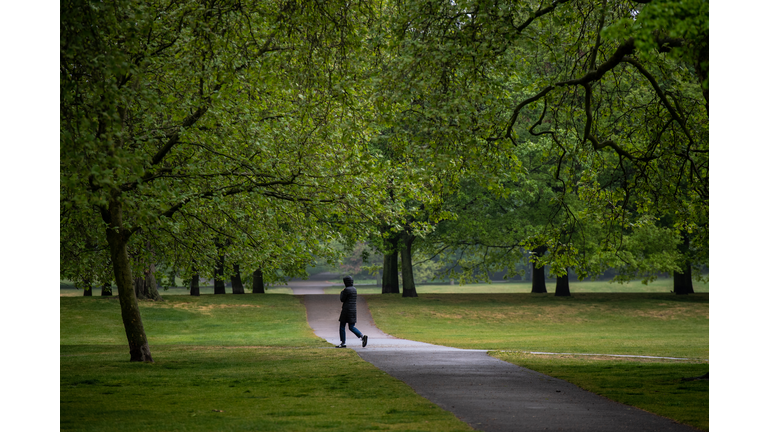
[302,294,699,432]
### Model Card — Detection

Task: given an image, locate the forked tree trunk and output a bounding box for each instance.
[252,269,265,293]
[555,268,571,297]
[401,234,418,298]
[214,250,226,295]
[531,246,548,294]
[231,264,245,294]
[190,273,200,296]
[103,198,153,362]
[101,283,112,296]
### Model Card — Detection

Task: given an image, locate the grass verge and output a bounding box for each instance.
[365,292,709,430]
[61,295,473,432]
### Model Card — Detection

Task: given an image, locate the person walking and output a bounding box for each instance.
[337,276,368,348]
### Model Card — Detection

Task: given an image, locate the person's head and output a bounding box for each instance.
[343,276,354,287]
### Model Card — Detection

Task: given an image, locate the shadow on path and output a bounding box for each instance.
[302,294,699,432]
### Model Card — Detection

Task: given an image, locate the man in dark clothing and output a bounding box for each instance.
[337,276,368,348]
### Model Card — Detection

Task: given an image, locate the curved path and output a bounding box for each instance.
[301,293,699,432]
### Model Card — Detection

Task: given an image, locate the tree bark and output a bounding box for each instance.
[231,264,245,294]
[555,268,571,297]
[401,234,418,298]
[103,198,153,362]
[381,234,400,294]
[190,272,200,296]
[531,246,548,293]
[83,281,92,296]
[252,269,265,293]
[101,283,112,296]
[673,263,694,295]
[134,276,147,299]
[381,250,400,294]
[214,247,226,295]
[673,234,695,295]
[144,263,162,301]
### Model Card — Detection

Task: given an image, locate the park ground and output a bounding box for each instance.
[60,280,708,431]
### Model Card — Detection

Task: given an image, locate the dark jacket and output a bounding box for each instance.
[339,285,357,324]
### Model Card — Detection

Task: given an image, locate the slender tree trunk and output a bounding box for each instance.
[214,247,226,295]
[103,198,153,362]
[555,268,571,297]
[231,264,245,294]
[190,273,200,296]
[101,283,112,296]
[252,269,265,293]
[401,234,417,298]
[531,246,548,293]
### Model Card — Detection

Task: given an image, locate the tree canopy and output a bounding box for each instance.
[61,0,709,360]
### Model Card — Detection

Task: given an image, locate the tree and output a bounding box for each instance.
[377,0,708,282]
[61,0,396,361]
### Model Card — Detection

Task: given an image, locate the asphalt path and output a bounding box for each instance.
[299,289,699,432]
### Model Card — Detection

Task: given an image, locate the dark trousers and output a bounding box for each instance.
[340,321,362,344]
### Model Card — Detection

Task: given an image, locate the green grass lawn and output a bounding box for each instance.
[60,295,473,432]
[364,293,709,430]
[341,277,709,295]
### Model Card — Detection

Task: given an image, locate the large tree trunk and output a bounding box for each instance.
[381,234,400,294]
[673,263,695,295]
[144,263,162,301]
[103,198,153,362]
[555,268,571,297]
[252,269,265,293]
[83,281,92,296]
[231,264,245,294]
[381,252,398,293]
[673,234,695,295]
[134,276,147,299]
[401,234,418,298]
[100,283,112,296]
[214,247,226,295]
[190,273,200,296]
[531,246,548,294]
[133,264,162,301]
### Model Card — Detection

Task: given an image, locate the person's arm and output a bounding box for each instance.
[340,288,347,303]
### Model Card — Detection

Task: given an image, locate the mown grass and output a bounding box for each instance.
[343,277,709,295]
[365,293,709,430]
[60,295,473,432]
[490,352,709,431]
